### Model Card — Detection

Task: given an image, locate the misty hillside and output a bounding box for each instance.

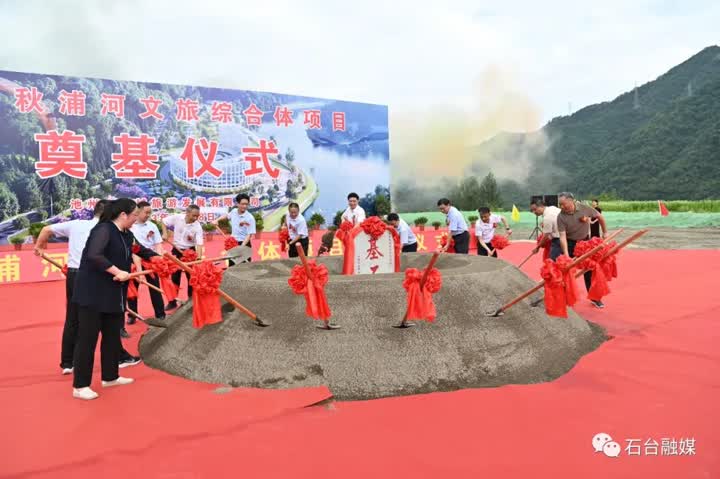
[472,45,720,203]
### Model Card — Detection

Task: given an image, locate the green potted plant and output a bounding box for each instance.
[414,216,429,231]
[468,215,479,228]
[217,217,231,235]
[310,212,325,230]
[28,222,46,242]
[253,212,264,238]
[431,220,442,231]
[202,222,216,241]
[333,210,344,227]
[9,234,26,251]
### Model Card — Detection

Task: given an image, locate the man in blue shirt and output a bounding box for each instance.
[437,198,469,254]
[387,213,418,252]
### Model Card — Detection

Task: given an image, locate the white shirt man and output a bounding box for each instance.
[541,205,561,239]
[397,218,417,247]
[229,208,256,243]
[475,214,504,243]
[49,219,99,269]
[286,214,308,241]
[162,213,204,251]
[445,206,468,235]
[341,205,366,225]
[130,219,162,251]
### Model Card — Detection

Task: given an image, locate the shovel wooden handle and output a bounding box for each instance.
[40,253,66,276]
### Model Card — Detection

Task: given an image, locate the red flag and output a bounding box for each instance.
[658,200,669,216]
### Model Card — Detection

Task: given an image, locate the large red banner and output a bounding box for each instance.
[0,228,478,286]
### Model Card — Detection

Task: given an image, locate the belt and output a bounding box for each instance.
[451,231,468,237]
[66,267,79,272]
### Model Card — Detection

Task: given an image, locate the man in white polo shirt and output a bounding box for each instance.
[213,193,255,265]
[128,201,165,323]
[437,198,469,254]
[475,206,512,257]
[34,200,140,373]
[161,205,204,310]
[386,213,417,252]
[341,192,366,225]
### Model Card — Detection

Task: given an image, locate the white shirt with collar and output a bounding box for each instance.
[475,214,503,243]
[541,206,561,239]
[50,218,99,268]
[286,214,308,241]
[341,205,366,225]
[131,220,162,249]
[229,208,256,241]
[163,213,204,250]
[396,218,417,246]
[445,206,468,235]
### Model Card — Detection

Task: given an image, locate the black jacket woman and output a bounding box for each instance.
[71,198,159,400]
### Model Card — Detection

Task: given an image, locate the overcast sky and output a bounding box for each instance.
[1,0,717,127]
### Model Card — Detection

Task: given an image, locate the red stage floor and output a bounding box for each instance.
[1,245,718,478]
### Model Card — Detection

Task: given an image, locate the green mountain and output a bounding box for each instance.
[472,45,720,202]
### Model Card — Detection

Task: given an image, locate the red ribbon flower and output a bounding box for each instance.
[61,264,69,275]
[403,267,443,322]
[601,241,618,281]
[492,235,510,250]
[278,228,290,252]
[335,220,354,243]
[439,233,455,253]
[147,256,178,302]
[189,262,224,329]
[127,264,138,299]
[288,261,331,320]
[131,243,140,254]
[224,237,239,251]
[540,255,578,318]
[536,235,551,260]
[181,249,198,263]
[573,238,610,301]
[360,216,387,240]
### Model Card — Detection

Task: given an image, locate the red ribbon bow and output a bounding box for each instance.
[360,216,387,240]
[181,249,198,263]
[61,264,69,275]
[402,268,442,322]
[131,244,140,254]
[278,228,290,252]
[536,235,551,260]
[573,238,610,301]
[492,235,510,250]
[147,256,178,302]
[540,255,578,318]
[189,262,224,328]
[288,261,332,320]
[439,233,455,253]
[224,237,239,251]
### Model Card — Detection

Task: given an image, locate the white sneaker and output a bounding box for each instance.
[62,367,73,375]
[102,377,134,388]
[73,387,99,400]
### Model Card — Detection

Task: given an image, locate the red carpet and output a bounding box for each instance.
[1,245,718,478]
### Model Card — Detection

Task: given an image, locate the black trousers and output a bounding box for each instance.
[60,270,80,368]
[288,238,309,258]
[452,231,470,254]
[551,239,592,291]
[171,247,195,299]
[73,306,123,388]
[402,242,418,253]
[128,274,165,319]
[477,240,498,257]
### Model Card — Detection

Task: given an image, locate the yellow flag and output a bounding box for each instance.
[511,205,520,222]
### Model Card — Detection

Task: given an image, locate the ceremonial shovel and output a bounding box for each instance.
[485,229,624,317]
[394,251,441,329]
[164,253,269,327]
[528,229,648,307]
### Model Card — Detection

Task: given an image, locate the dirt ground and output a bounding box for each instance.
[510,227,719,250]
